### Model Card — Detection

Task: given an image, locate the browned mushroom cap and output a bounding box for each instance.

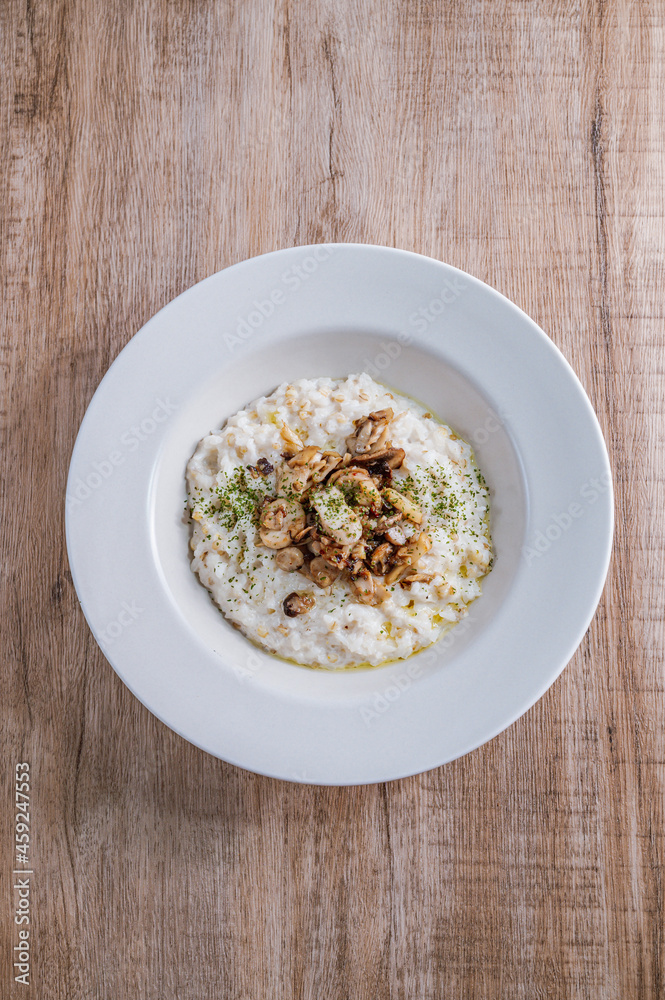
[352,447,405,469]
[275,547,305,571]
[283,591,315,616]
[368,541,395,576]
[360,458,393,485]
[256,457,274,476]
[308,557,339,588]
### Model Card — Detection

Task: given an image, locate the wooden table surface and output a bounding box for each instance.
[2,1,664,997]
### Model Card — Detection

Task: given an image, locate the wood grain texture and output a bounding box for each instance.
[1,1,663,997]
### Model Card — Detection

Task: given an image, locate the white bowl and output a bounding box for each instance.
[66,244,613,784]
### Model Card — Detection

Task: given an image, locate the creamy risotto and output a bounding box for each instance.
[186,373,492,668]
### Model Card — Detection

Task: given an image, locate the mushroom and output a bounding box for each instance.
[352,447,405,469]
[293,524,315,543]
[375,513,403,530]
[392,531,432,569]
[313,450,343,483]
[308,533,351,571]
[278,421,304,457]
[383,532,432,584]
[278,447,343,496]
[308,557,339,588]
[399,572,436,589]
[369,541,395,576]
[349,538,367,558]
[259,498,307,549]
[347,539,368,575]
[278,464,314,497]
[256,457,274,476]
[345,408,394,456]
[383,487,423,524]
[349,567,389,606]
[274,547,305,571]
[277,446,320,496]
[283,591,315,616]
[384,523,408,546]
[384,563,414,586]
[360,458,393,486]
[290,445,320,465]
